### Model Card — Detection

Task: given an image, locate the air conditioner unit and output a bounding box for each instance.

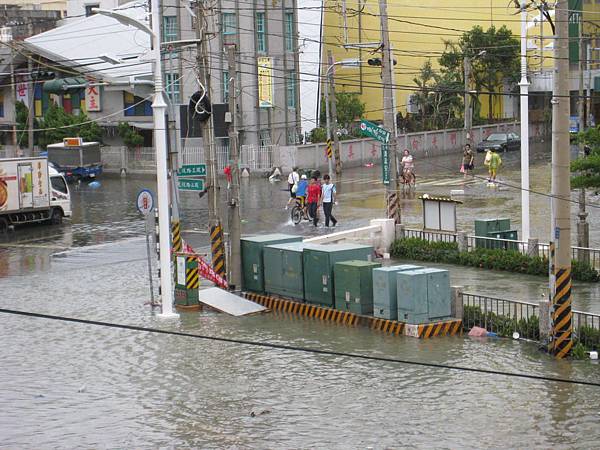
[406,93,419,114]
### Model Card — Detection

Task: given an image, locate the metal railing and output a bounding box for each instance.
[462,293,540,341]
[181,144,274,172]
[404,227,600,271]
[462,292,600,349]
[404,228,457,243]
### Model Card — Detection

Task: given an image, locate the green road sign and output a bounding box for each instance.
[177,164,207,177]
[359,119,390,143]
[381,144,390,185]
[178,178,205,191]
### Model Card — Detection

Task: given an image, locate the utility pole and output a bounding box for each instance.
[324,58,334,177]
[463,56,472,144]
[379,0,400,223]
[27,57,34,156]
[550,0,572,359]
[195,0,226,280]
[519,1,530,243]
[577,28,590,259]
[226,44,241,290]
[327,50,342,175]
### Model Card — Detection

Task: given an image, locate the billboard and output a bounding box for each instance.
[257,57,273,108]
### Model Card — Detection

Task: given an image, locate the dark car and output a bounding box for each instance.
[476,132,521,153]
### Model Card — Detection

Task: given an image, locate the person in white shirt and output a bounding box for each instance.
[320,174,337,227]
[285,167,300,209]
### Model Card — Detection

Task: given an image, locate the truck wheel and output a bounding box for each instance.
[0,217,7,234]
[50,208,63,225]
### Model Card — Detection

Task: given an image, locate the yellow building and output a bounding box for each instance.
[321,0,600,124]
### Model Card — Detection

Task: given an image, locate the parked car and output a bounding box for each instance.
[476,132,521,153]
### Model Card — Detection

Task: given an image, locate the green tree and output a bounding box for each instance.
[319,92,365,131]
[439,25,520,121]
[117,122,144,149]
[572,127,600,189]
[36,104,102,148]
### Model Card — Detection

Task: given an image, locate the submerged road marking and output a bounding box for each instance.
[0,243,69,250]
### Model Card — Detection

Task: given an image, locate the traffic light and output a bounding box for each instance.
[30,70,55,80]
[367,58,397,66]
[189,90,212,123]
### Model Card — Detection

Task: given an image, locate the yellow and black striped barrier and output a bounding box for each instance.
[210,223,226,279]
[326,139,333,159]
[244,292,462,339]
[171,220,182,253]
[174,254,201,310]
[552,267,573,359]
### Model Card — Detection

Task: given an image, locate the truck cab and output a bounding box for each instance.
[49,167,72,223]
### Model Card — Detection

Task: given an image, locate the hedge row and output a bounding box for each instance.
[390,238,600,282]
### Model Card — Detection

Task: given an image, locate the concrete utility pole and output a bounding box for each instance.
[550,0,572,359]
[226,44,241,290]
[577,26,590,258]
[324,57,334,177]
[195,0,226,279]
[27,57,34,156]
[519,1,530,242]
[327,50,342,175]
[379,0,400,223]
[463,56,472,144]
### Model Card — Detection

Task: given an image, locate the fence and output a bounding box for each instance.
[461,292,600,349]
[403,227,600,271]
[100,146,156,174]
[462,292,540,341]
[180,145,274,172]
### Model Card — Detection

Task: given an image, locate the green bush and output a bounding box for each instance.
[391,238,599,282]
[576,325,600,350]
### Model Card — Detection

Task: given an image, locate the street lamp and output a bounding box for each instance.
[94,4,178,318]
[518,2,531,243]
[324,58,361,177]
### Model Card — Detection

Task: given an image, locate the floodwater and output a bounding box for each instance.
[1,148,600,448]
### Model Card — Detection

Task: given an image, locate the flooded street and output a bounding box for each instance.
[1,145,600,448]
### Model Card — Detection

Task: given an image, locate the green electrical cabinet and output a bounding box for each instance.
[173,254,199,307]
[263,242,318,299]
[303,243,373,307]
[487,229,519,250]
[475,218,511,249]
[397,268,451,324]
[241,234,303,293]
[372,264,423,320]
[334,260,381,314]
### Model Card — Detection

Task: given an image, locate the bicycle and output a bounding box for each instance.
[291,197,313,225]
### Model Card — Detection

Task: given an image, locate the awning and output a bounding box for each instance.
[129,122,154,130]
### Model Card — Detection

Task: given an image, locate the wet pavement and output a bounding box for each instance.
[1,144,600,447]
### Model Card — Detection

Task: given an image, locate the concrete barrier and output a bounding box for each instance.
[304,218,395,253]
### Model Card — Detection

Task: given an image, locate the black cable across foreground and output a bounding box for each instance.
[0,307,598,388]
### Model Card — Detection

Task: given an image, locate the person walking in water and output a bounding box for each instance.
[285,167,300,209]
[306,176,321,227]
[486,149,502,183]
[461,144,474,179]
[320,174,337,227]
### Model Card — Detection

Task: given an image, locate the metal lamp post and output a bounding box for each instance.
[519,1,531,243]
[324,58,361,177]
[94,3,178,318]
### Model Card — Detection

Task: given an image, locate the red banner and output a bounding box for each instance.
[181,241,228,289]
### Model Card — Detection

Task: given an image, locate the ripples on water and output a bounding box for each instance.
[1,238,599,448]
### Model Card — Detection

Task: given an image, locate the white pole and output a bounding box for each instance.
[519,4,530,242]
[152,0,177,318]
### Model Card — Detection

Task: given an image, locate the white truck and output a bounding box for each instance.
[0,157,72,233]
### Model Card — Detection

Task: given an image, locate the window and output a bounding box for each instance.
[165,73,180,104]
[51,176,68,194]
[286,71,296,109]
[223,70,229,102]
[256,12,266,53]
[285,11,294,51]
[259,129,271,146]
[222,12,236,35]
[163,16,177,42]
[123,92,152,116]
[287,127,298,145]
[85,4,99,17]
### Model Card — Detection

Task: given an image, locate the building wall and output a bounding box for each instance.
[321,0,600,124]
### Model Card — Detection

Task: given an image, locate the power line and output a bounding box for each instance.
[0,307,598,388]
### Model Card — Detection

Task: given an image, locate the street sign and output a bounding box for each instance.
[381,144,390,185]
[177,164,207,177]
[359,119,390,143]
[178,178,205,191]
[136,189,154,215]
